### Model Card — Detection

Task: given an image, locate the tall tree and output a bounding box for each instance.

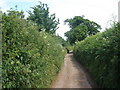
[65,25,88,44]
[27,1,59,34]
[64,16,101,44]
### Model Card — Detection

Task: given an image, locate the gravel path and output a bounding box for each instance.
[51,53,97,88]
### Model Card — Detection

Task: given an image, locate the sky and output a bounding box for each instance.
[0,0,119,39]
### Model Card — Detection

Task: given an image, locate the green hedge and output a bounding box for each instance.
[74,23,120,88]
[2,11,66,88]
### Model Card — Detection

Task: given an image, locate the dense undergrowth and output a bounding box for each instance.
[74,23,120,88]
[2,10,66,88]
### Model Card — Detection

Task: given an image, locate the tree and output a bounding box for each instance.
[65,25,88,44]
[64,16,101,44]
[27,1,59,34]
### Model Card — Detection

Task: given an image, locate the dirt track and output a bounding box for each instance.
[51,53,97,88]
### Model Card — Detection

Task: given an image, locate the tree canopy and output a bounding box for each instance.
[64,16,101,44]
[27,1,59,34]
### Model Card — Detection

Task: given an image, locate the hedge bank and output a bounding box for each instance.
[2,11,66,88]
[74,23,120,88]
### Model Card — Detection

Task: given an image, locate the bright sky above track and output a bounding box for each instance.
[0,0,119,39]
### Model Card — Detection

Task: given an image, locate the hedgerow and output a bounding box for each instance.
[74,23,120,88]
[2,10,66,88]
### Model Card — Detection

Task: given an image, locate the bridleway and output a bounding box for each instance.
[51,52,97,88]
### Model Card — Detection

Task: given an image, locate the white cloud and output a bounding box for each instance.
[5,0,39,2]
[0,0,119,39]
[0,0,6,7]
[46,0,119,38]
[0,0,9,12]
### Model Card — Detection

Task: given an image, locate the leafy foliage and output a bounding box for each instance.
[65,16,101,44]
[27,1,59,34]
[0,10,2,88]
[65,25,88,44]
[74,23,120,88]
[2,9,65,88]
